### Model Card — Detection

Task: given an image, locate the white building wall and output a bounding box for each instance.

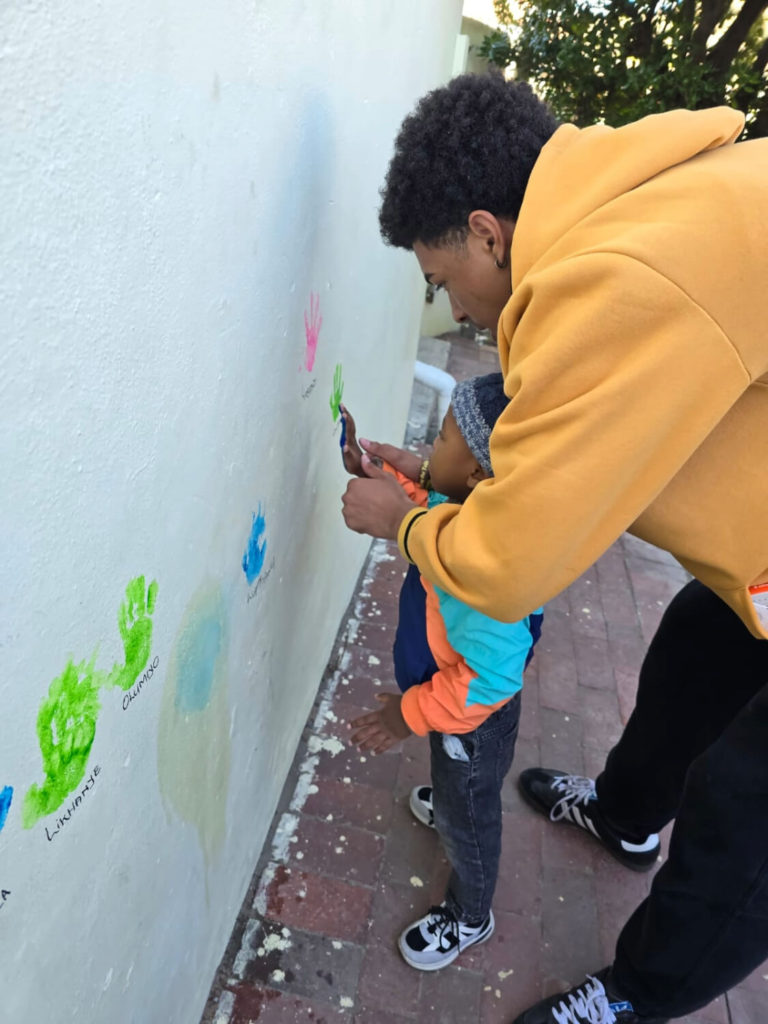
[0,2,462,1020]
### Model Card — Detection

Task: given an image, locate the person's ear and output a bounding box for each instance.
[465,464,491,491]
[466,211,515,267]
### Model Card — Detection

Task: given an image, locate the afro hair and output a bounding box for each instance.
[379,72,559,250]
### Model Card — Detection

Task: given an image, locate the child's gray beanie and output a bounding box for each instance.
[450,372,508,476]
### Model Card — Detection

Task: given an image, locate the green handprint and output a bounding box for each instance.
[329,362,344,422]
[23,654,104,827]
[107,575,159,691]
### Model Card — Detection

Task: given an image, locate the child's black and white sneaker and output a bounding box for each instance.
[409,785,435,828]
[398,903,494,970]
[518,768,660,871]
[511,968,669,1023]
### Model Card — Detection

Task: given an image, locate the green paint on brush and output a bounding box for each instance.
[107,575,158,691]
[329,363,344,421]
[23,654,104,828]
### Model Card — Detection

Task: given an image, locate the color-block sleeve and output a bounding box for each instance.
[381,462,429,508]
[400,583,538,736]
[400,254,750,621]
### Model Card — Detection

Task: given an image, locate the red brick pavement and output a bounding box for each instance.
[201,338,766,1024]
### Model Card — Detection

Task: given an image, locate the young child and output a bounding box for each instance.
[340,373,543,971]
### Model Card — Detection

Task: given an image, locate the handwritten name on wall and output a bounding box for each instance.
[44,766,101,843]
[247,557,275,604]
[23,576,158,829]
[122,656,160,711]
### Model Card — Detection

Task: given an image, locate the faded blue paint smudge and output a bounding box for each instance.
[242,504,267,584]
[0,786,13,833]
[174,607,224,714]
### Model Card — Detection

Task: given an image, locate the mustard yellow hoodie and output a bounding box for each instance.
[399,107,768,639]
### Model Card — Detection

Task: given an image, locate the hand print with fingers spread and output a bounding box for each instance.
[23,654,104,827]
[330,363,344,422]
[22,574,159,827]
[304,292,322,372]
[242,504,268,585]
[107,575,159,692]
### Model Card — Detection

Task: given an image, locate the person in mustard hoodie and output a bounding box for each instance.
[340,375,543,971]
[341,72,768,1024]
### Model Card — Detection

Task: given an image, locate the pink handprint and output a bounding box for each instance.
[304,292,322,372]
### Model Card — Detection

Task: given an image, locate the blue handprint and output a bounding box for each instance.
[0,787,12,834]
[242,504,267,584]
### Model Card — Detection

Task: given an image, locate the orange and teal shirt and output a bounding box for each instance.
[388,468,543,736]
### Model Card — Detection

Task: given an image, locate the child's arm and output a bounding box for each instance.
[340,405,425,482]
[348,596,542,752]
[348,693,411,754]
[400,590,542,736]
[340,406,430,506]
[360,438,423,483]
[379,461,430,507]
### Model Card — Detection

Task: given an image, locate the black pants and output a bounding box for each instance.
[594,580,768,1018]
[431,696,521,925]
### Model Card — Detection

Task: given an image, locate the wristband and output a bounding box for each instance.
[417,459,431,490]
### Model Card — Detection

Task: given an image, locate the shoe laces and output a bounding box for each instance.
[552,974,616,1024]
[549,774,597,823]
[424,904,458,946]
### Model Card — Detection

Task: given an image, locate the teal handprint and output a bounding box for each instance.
[23,654,104,827]
[107,575,159,691]
[330,363,344,422]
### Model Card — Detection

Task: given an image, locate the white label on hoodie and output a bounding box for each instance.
[749,589,768,629]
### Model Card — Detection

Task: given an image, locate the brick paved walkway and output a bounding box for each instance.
[202,338,766,1024]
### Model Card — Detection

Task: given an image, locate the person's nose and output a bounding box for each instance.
[449,293,469,323]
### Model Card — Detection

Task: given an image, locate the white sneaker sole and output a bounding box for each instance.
[397,911,495,971]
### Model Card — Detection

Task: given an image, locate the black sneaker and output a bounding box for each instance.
[398,902,494,970]
[409,785,435,828]
[518,769,660,871]
[511,968,669,1023]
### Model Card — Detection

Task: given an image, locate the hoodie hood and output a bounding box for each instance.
[511,107,745,288]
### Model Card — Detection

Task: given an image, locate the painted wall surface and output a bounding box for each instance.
[0,2,462,1020]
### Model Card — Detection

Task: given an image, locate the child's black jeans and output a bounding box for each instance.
[595,579,768,1017]
[429,694,521,926]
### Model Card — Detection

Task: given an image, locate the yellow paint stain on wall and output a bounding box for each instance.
[157,582,230,867]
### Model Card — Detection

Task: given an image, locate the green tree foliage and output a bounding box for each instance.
[480,0,768,137]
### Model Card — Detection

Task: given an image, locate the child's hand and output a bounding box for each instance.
[358,440,422,482]
[339,404,366,477]
[349,693,411,754]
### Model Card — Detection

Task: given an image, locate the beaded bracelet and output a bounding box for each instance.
[418,459,431,489]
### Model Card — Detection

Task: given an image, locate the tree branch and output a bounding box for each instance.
[691,0,730,57]
[709,0,768,73]
[680,0,697,47]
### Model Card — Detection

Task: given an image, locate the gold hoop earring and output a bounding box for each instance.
[494,256,509,270]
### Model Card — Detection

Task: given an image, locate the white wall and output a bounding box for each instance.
[0,2,462,1020]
